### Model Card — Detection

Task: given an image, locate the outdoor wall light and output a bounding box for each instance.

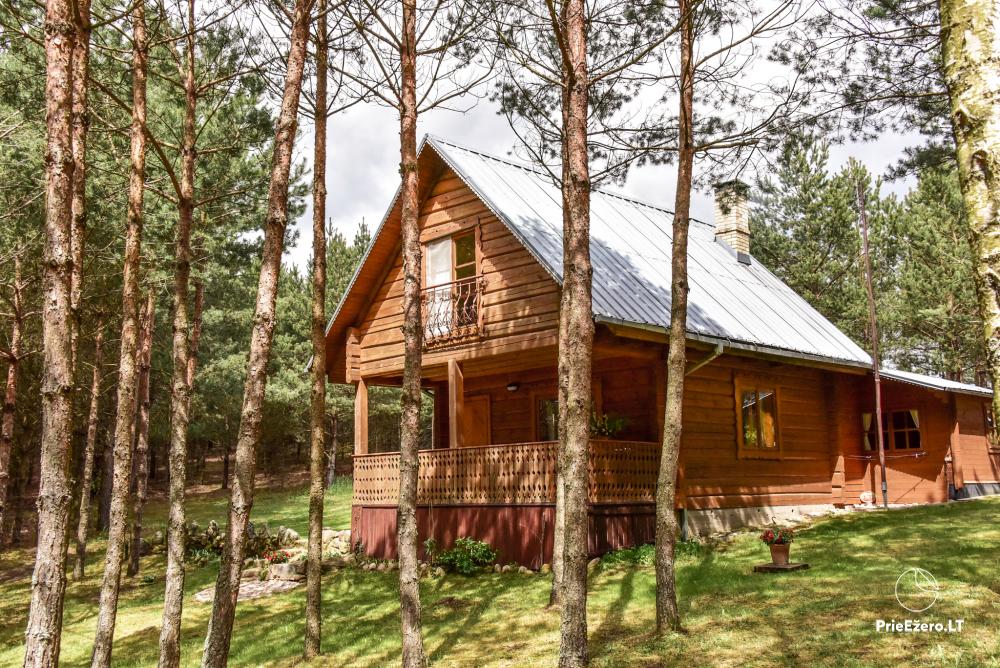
[506,382,520,392]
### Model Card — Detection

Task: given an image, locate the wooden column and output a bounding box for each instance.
[448,359,464,448]
[354,378,368,455]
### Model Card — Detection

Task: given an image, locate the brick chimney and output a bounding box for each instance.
[713,180,751,258]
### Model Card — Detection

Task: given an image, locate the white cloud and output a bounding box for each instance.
[287,96,922,269]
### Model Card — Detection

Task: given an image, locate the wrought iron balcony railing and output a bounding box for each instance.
[421,275,485,346]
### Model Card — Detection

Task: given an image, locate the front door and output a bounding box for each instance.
[462,395,491,447]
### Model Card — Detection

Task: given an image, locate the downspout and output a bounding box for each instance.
[685,342,725,376]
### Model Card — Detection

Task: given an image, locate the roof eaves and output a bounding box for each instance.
[880,368,993,398]
[593,314,874,371]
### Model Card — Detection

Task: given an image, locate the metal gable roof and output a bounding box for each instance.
[426,135,874,368]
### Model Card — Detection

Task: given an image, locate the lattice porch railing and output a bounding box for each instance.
[352,440,660,506]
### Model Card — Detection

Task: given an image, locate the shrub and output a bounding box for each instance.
[433,537,498,575]
[601,544,655,567]
[600,540,704,567]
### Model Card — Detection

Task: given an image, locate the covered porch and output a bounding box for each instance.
[347,339,668,566]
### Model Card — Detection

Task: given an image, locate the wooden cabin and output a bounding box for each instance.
[323,136,999,567]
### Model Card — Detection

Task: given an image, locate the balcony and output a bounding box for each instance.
[421,276,485,347]
[352,440,661,506]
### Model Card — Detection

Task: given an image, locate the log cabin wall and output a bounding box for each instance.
[680,355,838,511]
[954,394,1000,493]
[838,378,953,505]
[354,168,561,380]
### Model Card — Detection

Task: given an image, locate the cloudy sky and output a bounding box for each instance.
[284,95,918,271]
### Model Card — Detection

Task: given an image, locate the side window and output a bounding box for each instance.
[863,410,921,450]
[736,378,780,458]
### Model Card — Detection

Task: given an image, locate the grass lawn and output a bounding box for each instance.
[2,483,999,667]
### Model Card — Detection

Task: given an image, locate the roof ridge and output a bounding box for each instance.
[426,135,713,229]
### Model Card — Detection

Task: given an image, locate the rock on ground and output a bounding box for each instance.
[194,579,301,604]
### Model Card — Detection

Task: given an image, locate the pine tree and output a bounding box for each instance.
[750,135,897,347]
[893,167,985,380]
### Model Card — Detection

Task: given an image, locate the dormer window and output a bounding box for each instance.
[422,229,483,345]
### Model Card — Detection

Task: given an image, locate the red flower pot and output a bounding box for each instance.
[769,543,790,566]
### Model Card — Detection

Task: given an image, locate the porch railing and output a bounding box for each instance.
[352,440,660,506]
[421,276,485,346]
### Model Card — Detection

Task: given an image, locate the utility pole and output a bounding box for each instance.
[856,181,889,510]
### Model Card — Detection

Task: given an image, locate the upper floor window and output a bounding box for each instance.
[426,232,476,287]
[863,409,921,451]
[736,377,780,458]
[423,230,482,345]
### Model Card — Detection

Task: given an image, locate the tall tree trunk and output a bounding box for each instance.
[158,0,198,661]
[0,256,24,536]
[97,430,112,532]
[654,0,694,635]
[305,0,328,657]
[90,3,147,664]
[187,280,204,390]
[325,413,337,486]
[69,0,92,379]
[556,1,592,666]
[12,435,39,547]
[200,0,313,662]
[397,1,427,665]
[128,291,155,577]
[22,0,77,660]
[73,317,104,580]
[939,0,1000,430]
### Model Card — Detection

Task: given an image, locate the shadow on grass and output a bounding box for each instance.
[2,490,999,667]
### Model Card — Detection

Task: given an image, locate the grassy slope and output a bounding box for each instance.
[1,483,999,667]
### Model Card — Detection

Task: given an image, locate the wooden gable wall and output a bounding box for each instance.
[354,168,561,379]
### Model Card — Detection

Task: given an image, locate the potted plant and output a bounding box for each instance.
[759,527,794,565]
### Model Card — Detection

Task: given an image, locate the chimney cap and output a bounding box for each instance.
[713,179,750,195]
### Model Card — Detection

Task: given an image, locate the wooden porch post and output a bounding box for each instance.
[448,359,464,448]
[354,378,368,455]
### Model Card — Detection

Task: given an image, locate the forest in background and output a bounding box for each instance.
[3,0,1000,663]
[0,23,986,545]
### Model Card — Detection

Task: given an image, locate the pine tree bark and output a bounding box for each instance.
[939,0,1000,430]
[69,0,92,378]
[158,1,198,661]
[654,0,694,635]
[187,280,204,390]
[397,1,427,665]
[0,256,24,537]
[22,0,77,660]
[128,291,154,577]
[555,1,592,665]
[90,3,147,664]
[305,0,328,657]
[200,0,313,662]
[97,432,112,532]
[73,317,104,580]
